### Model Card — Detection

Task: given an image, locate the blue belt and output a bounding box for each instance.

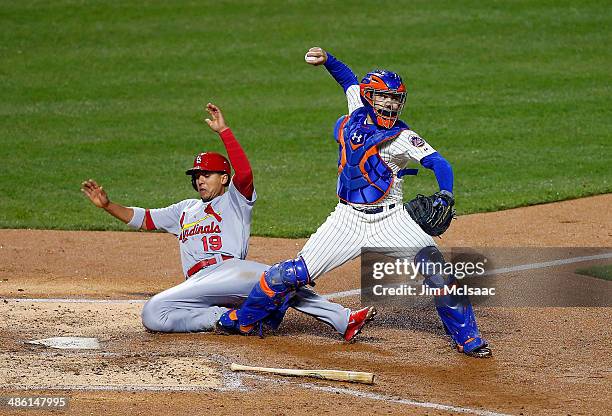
[340,200,396,214]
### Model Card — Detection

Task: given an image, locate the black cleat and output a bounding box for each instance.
[463,344,492,358]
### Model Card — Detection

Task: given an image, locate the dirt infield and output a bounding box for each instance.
[1,194,611,415]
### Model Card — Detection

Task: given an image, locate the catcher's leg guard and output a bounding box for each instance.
[263,297,292,331]
[216,308,256,335]
[220,257,310,330]
[415,246,488,355]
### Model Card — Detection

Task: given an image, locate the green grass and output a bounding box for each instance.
[1,0,610,237]
[575,264,612,281]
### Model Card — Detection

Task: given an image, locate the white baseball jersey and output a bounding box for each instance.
[345,84,436,208]
[146,181,255,277]
[298,85,437,280]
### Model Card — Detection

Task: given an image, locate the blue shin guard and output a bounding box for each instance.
[233,257,310,328]
[434,286,486,353]
[415,247,487,353]
[264,297,292,331]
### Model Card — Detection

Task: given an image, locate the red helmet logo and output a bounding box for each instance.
[185,152,231,176]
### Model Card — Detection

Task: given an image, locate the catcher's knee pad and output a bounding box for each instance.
[236,257,310,327]
[414,246,446,285]
[414,246,486,353]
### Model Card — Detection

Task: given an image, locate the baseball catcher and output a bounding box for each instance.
[215,49,491,358]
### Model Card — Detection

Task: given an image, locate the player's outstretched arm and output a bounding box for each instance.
[305,47,361,114]
[81,179,144,228]
[203,103,254,199]
[305,47,358,92]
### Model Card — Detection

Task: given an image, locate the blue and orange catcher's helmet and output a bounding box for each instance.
[359,70,407,129]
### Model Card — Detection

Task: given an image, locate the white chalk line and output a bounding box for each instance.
[482,252,612,276]
[1,298,147,304]
[0,374,511,416]
[2,251,609,304]
[0,384,233,393]
[245,374,513,416]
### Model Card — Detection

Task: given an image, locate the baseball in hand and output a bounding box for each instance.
[305,53,318,64]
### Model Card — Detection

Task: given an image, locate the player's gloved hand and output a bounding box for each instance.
[404,190,455,237]
[433,190,454,207]
[204,103,229,133]
[81,179,110,208]
[433,198,447,207]
[305,47,327,66]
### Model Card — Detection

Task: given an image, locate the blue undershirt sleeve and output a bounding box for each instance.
[420,152,454,193]
[324,52,359,92]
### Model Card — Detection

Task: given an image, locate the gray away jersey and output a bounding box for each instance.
[146,181,256,277]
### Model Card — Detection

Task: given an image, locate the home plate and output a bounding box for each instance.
[26,337,100,350]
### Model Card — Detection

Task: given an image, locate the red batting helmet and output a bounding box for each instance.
[186,152,231,191]
[185,152,231,176]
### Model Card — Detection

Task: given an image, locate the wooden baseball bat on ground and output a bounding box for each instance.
[230,363,375,384]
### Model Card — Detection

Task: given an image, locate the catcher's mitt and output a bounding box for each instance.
[404,190,455,236]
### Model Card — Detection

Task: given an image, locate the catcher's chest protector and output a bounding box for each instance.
[335,108,408,204]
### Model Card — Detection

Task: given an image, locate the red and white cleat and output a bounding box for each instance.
[344,306,377,342]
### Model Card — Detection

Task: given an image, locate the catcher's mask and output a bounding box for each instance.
[185,152,231,191]
[360,70,406,129]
